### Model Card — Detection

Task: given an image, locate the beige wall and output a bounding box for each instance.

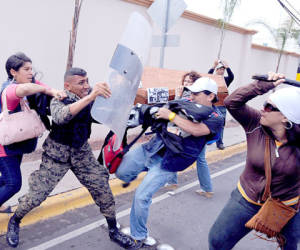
[0,0,299,110]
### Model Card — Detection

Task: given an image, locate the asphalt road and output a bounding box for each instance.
[0,152,283,250]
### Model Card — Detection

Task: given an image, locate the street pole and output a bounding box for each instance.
[159,0,170,68]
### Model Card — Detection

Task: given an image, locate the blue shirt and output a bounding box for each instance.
[142,104,224,172]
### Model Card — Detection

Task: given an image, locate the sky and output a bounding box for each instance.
[184,0,300,52]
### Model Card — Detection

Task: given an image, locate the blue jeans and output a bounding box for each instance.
[216,106,226,146]
[209,188,300,250]
[116,145,176,240]
[196,145,213,192]
[168,173,178,185]
[0,155,23,206]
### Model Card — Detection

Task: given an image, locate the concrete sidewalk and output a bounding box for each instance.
[0,120,246,234]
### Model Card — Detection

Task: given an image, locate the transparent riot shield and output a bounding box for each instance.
[91,12,152,150]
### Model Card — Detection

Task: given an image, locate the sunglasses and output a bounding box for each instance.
[263,102,280,112]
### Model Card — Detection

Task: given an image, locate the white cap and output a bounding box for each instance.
[216,62,225,70]
[269,87,300,124]
[185,77,218,95]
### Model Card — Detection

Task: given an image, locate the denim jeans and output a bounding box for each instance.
[168,173,178,185]
[209,188,300,250]
[116,145,176,240]
[216,106,226,146]
[0,155,23,206]
[196,145,213,192]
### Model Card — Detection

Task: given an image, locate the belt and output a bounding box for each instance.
[237,181,299,207]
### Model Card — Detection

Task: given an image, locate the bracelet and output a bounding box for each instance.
[168,112,176,122]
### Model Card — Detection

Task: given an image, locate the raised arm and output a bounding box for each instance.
[15,81,66,100]
[68,82,110,116]
[51,82,111,125]
[208,60,218,74]
[225,68,234,86]
[224,74,286,131]
[15,83,49,98]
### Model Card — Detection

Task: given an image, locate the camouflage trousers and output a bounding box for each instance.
[15,141,115,219]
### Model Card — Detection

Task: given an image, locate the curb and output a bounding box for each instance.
[0,141,246,235]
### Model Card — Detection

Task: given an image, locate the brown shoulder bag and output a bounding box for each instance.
[245,136,299,248]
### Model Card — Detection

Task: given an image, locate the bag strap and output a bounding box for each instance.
[122,127,147,155]
[262,136,272,201]
[108,127,147,168]
[1,87,29,112]
[1,87,9,112]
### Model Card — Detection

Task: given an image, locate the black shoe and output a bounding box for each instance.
[6,214,20,248]
[109,227,138,249]
[217,143,225,150]
[131,239,144,249]
[0,206,13,213]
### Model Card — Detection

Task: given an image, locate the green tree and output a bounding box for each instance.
[217,0,241,59]
[247,17,300,72]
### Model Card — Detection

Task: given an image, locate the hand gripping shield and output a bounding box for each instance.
[91,12,152,150]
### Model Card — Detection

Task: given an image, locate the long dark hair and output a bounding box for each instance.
[5,52,32,80]
[286,123,300,146]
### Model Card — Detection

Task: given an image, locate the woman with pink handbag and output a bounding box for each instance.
[0,52,66,213]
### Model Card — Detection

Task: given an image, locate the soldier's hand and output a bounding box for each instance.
[91,82,111,99]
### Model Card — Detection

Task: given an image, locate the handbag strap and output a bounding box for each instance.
[261,136,300,208]
[262,136,272,201]
[1,87,9,112]
[1,87,28,112]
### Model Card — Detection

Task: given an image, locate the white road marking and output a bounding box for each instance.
[28,161,245,250]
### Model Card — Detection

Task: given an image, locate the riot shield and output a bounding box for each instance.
[91,12,152,150]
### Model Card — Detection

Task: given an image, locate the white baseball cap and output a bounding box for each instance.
[269,86,300,124]
[185,77,218,95]
[216,62,225,70]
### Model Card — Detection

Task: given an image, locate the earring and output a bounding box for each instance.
[284,120,293,130]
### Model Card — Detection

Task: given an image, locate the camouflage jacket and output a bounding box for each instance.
[44,90,93,162]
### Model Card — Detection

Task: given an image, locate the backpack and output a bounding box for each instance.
[99,128,146,174]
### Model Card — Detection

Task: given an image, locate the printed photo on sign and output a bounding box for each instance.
[147,87,169,103]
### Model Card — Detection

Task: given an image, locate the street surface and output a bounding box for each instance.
[0,152,282,250]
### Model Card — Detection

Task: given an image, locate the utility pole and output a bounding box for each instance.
[159,0,170,68]
[148,0,187,68]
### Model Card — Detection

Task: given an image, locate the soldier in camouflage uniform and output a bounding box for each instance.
[6,67,137,249]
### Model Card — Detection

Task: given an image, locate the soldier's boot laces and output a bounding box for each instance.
[109,227,142,249]
[6,214,20,248]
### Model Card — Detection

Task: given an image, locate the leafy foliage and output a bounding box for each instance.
[217,0,241,59]
[247,17,300,72]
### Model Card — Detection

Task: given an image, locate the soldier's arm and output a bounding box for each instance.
[50,98,73,125]
[68,82,111,116]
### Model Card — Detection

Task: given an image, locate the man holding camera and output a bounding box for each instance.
[208,59,234,150]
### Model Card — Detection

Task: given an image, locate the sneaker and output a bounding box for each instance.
[164,183,178,191]
[6,214,20,248]
[0,205,13,213]
[195,189,214,198]
[217,143,225,150]
[120,227,156,247]
[144,236,156,246]
[109,227,136,249]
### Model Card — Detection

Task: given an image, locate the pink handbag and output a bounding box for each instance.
[0,87,46,146]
